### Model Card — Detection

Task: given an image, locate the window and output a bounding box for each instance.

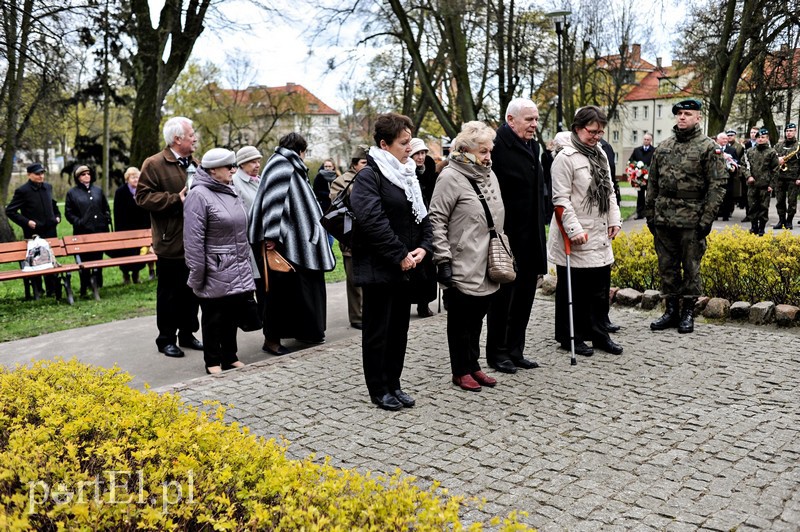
[632,130,639,143]
[323,117,331,125]
[656,129,662,142]
[633,106,638,119]
[612,109,620,119]
[612,131,620,142]
[643,106,649,118]
[657,105,662,118]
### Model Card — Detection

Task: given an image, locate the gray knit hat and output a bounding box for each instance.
[236,145,262,166]
[201,148,236,169]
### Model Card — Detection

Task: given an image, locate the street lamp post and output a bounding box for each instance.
[546,10,571,132]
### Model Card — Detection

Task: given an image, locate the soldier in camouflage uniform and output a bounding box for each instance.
[746,128,780,236]
[772,123,799,229]
[644,99,727,334]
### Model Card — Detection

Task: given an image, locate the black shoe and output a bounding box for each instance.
[370,393,403,411]
[262,343,289,356]
[785,223,794,230]
[602,322,621,333]
[594,338,624,355]
[488,360,517,374]
[392,389,415,408]
[417,304,434,318]
[350,322,363,330]
[178,336,203,350]
[561,341,594,356]
[513,357,539,369]
[159,344,185,358]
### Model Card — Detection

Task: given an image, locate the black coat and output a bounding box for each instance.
[600,138,622,205]
[114,184,150,231]
[350,157,434,286]
[65,184,111,235]
[630,145,655,166]
[313,169,337,213]
[492,124,547,274]
[5,180,61,238]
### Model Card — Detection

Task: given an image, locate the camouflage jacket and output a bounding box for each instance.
[644,124,727,229]
[746,145,779,189]
[773,139,799,181]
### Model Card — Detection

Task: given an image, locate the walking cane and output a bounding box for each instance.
[554,206,577,366]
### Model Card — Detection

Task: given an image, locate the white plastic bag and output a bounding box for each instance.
[22,235,56,271]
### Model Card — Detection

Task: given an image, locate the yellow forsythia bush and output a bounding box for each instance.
[0,360,532,531]
[612,226,800,305]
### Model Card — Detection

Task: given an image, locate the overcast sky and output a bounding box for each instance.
[156,0,685,114]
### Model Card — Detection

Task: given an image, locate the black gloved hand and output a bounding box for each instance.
[697,224,712,239]
[646,219,655,235]
[437,262,453,287]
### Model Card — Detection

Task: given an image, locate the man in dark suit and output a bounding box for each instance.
[5,163,62,298]
[485,98,548,373]
[630,133,654,219]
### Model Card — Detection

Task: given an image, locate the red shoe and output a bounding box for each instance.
[471,370,497,387]
[452,374,481,392]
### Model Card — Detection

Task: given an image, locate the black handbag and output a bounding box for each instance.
[237,292,263,332]
[320,177,357,247]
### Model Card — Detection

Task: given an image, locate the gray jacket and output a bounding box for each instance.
[184,168,256,299]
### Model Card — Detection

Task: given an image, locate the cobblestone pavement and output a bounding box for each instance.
[161,296,800,531]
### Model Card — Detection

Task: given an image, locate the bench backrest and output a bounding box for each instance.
[0,238,67,264]
[63,229,153,255]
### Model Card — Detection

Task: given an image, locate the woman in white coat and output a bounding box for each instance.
[547,106,623,356]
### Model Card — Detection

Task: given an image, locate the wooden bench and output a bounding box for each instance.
[0,238,80,304]
[63,229,157,300]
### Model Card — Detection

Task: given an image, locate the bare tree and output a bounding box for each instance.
[0,0,82,241]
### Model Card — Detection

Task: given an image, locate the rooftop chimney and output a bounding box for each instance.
[656,57,662,69]
[631,44,641,63]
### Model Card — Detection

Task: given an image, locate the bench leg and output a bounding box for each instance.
[53,275,63,301]
[64,273,75,305]
[90,269,101,301]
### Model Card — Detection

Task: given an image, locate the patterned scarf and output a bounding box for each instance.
[368,146,428,223]
[570,131,612,215]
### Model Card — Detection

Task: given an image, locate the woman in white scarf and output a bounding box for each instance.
[349,113,434,412]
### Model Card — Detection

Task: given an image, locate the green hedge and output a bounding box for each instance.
[612,226,800,305]
[0,360,531,531]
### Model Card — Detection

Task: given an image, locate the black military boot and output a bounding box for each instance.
[785,219,794,230]
[758,220,766,236]
[773,218,785,230]
[750,221,759,234]
[678,298,697,334]
[651,297,680,330]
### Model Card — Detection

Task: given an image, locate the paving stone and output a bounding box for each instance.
[159,297,799,530]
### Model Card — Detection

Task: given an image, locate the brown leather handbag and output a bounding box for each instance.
[261,243,295,292]
[466,178,517,284]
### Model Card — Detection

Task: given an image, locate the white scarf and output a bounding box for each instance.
[369,146,428,224]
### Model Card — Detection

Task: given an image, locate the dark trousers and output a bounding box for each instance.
[199,295,241,368]
[486,267,538,364]
[362,282,412,396]
[636,186,647,218]
[155,257,200,348]
[446,288,492,376]
[343,254,363,325]
[78,251,104,293]
[555,265,611,346]
[654,227,706,299]
[251,244,270,340]
[747,187,771,226]
[774,180,799,222]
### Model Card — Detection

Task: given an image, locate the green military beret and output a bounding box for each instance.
[758,128,769,137]
[671,99,702,114]
[786,123,797,131]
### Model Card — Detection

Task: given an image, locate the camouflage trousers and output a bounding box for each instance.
[774,180,799,222]
[654,227,707,299]
[747,187,771,225]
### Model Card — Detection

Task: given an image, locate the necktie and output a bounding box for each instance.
[178,157,190,168]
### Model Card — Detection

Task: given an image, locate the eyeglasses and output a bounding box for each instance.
[223,164,236,170]
[584,128,605,138]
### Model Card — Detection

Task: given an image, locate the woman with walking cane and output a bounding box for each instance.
[547,106,623,357]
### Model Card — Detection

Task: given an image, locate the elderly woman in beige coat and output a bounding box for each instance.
[429,121,505,392]
[548,106,623,357]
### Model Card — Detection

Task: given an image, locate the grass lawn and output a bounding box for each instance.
[0,208,346,342]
